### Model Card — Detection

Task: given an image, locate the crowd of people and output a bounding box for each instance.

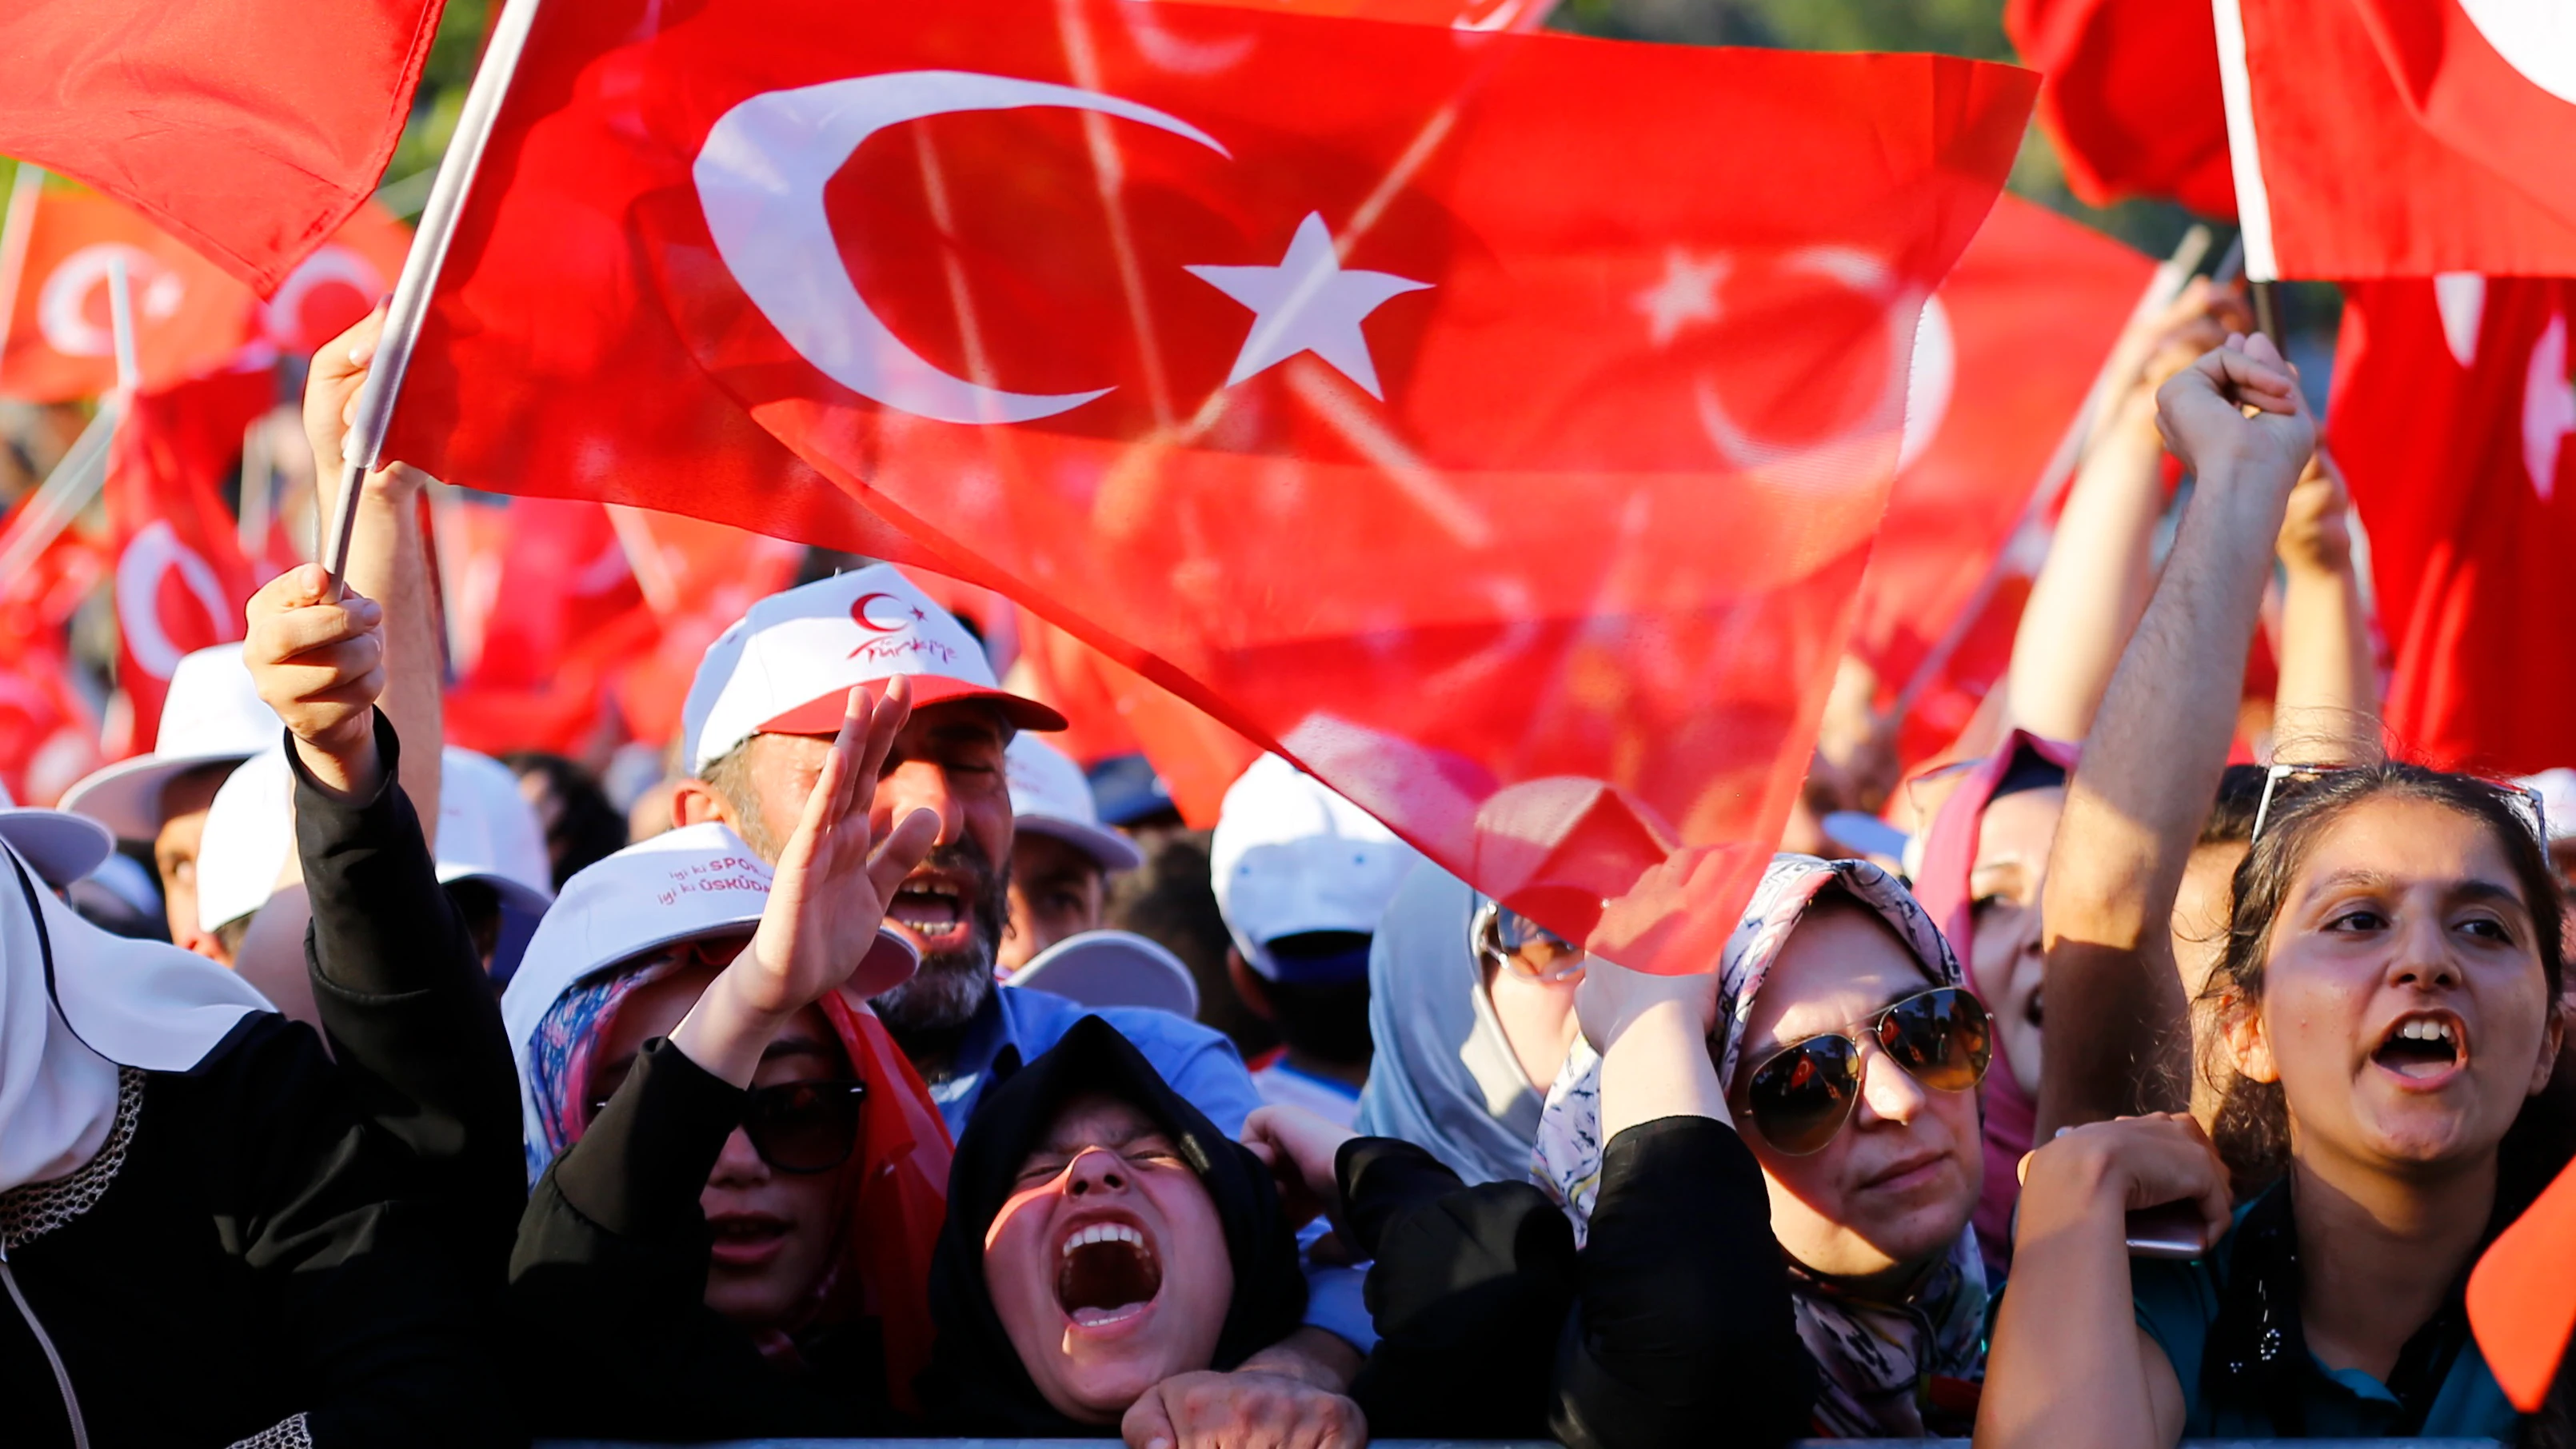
[1,279,2572,1449]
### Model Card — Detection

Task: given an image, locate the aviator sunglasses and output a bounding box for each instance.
[590,1078,867,1174]
[1472,900,1588,984]
[1735,986,1993,1156]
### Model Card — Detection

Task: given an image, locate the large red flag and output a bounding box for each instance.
[2350,0,2576,242]
[2219,0,2576,278]
[2,191,413,402]
[2006,0,2235,218]
[0,0,443,292]
[1851,194,2155,764]
[104,366,277,748]
[385,0,2032,972]
[2333,277,2576,773]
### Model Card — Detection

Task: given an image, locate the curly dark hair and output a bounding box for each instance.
[2195,762,2572,1196]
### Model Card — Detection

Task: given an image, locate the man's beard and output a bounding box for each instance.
[869,837,1008,1037]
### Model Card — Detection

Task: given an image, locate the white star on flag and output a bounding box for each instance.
[1634,249,1728,348]
[1188,212,1432,399]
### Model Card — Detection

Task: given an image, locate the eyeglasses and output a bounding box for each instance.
[1735,987,1992,1156]
[2249,763,2550,848]
[1472,900,1588,984]
[589,1078,867,1175]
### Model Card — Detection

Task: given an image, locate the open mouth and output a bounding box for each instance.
[706,1211,790,1267]
[2371,1012,2466,1081]
[889,873,972,949]
[1055,1219,1163,1328]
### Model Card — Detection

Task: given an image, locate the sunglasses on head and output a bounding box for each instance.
[1735,986,1992,1156]
[589,1078,867,1175]
[1472,900,1587,983]
[2249,762,2550,848]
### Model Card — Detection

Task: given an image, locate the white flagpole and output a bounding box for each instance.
[318,0,549,594]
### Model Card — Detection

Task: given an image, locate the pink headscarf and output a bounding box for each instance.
[1907,730,2078,1275]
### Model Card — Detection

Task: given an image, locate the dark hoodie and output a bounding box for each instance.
[920,1015,1308,1435]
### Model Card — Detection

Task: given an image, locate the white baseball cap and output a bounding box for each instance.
[680,565,1064,776]
[1008,735,1143,874]
[60,644,276,840]
[1210,754,1421,982]
[501,821,921,1134]
[0,776,116,888]
[197,745,293,933]
[436,749,557,916]
[199,744,571,934]
[1006,928,1200,1018]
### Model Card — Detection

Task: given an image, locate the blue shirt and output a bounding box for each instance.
[2133,1197,2518,1439]
[928,985,1377,1351]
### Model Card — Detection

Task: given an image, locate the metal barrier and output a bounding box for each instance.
[539,1439,2506,1448]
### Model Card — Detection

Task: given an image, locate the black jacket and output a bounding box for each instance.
[290,713,528,1278]
[0,1016,514,1448]
[1344,1115,1812,1449]
[507,1036,907,1439]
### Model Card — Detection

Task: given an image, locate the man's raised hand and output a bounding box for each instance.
[2153,331,2316,489]
[673,678,941,1086]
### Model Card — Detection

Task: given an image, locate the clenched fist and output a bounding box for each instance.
[244,563,387,796]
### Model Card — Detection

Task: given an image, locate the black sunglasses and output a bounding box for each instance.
[589,1078,867,1175]
[1735,987,1992,1156]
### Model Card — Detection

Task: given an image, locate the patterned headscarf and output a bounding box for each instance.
[1532,854,1988,1438]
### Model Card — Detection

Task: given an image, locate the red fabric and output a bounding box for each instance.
[2005,0,2235,217]
[2333,277,2576,775]
[0,0,442,292]
[2239,0,2576,277]
[0,623,102,807]
[387,0,2032,972]
[104,366,276,750]
[814,990,951,1415]
[1015,608,1262,828]
[1853,194,2155,768]
[2470,1154,2576,1412]
[444,497,649,756]
[2352,0,2576,241]
[1,190,413,402]
[608,511,807,748]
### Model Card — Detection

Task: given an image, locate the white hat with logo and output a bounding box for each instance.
[501,821,921,1147]
[1212,754,1421,982]
[680,565,1064,776]
[0,776,116,888]
[60,644,276,840]
[1007,735,1143,873]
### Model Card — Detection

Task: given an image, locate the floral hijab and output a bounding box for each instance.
[1531,854,1988,1438]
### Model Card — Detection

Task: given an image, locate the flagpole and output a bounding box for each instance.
[1890,223,2213,721]
[318,0,547,596]
[0,257,139,585]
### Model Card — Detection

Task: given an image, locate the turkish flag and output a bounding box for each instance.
[0,629,102,807]
[2007,0,2235,218]
[2223,0,2576,278]
[385,0,2032,972]
[1851,194,2155,766]
[607,509,807,749]
[104,366,277,749]
[2332,276,2576,774]
[1,190,413,402]
[444,497,648,756]
[0,0,442,293]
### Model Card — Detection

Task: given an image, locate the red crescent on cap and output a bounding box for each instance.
[850,592,910,633]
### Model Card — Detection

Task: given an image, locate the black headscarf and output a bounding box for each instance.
[918,1015,1308,1435]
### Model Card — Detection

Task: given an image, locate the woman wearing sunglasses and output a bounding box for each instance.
[1982,334,2576,1447]
[1531,854,1995,1438]
[501,686,956,1438]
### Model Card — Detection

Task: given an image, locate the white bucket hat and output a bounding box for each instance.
[1008,734,1143,873]
[59,644,275,841]
[0,776,115,888]
[1006,928,1200,1018]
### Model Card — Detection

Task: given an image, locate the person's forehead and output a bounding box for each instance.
[1975,787,2064,863]
[1038,1092,1160,1149]
[1745,905,1927,1035]
[2294,797,2524,900]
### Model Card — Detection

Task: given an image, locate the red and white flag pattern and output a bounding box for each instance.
[383,0,2031,972]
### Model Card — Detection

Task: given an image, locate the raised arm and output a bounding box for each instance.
[2269,449,2381,764]
[2035,334,2318,1136]
[2004,281,2242,740]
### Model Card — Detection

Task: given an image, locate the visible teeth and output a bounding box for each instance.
[2397,1020,2456,1042]
[1062,1223,1146,1255]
